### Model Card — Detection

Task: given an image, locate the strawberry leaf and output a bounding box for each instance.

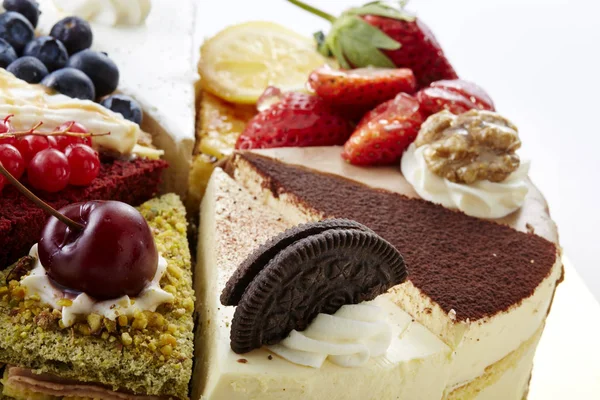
[333,16,398,68]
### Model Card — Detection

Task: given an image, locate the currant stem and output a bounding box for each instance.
[286,0,336,22]
[0,164,84,232]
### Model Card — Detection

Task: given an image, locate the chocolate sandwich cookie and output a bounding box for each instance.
[221,218,374,306]
[224,219,408,354]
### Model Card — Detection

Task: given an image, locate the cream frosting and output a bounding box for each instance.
[267,302,392,368]
[53,0,151,26]
[401,143,530,219]
[0,69,143,155]
[21,244,173,327]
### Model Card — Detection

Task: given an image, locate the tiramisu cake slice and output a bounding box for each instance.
[219,147,562,398]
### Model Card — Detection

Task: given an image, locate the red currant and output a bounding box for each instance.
[0,144,25,180]
[47,136,58,149]
[28,149,71,193]
[55,121,92,150]
[16,135,50,164]
[0,116,15,146]
[65,144,100,186]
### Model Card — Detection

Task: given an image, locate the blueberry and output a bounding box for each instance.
[101,94,143,125]
[50,16,92,55]
[67,49,118,98]
[0,38,16,67]
[7,56,47,83]
[23,36,69,72]
[3,0,40,28]
[0,11,34,53]
[41,68,95,100]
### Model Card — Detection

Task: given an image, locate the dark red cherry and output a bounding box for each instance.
[38,200,158,300]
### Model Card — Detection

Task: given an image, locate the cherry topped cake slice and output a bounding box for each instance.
[0,193,194,399]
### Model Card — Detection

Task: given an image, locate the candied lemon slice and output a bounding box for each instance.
[199,21,329,104]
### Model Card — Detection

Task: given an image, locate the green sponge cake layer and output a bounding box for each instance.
[0,194,194,399]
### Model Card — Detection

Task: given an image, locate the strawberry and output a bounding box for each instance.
[342,93,425,166]
[308,66,416,114]
[235,91,353,150]
[416,79,495,116]
[288,0,458,88]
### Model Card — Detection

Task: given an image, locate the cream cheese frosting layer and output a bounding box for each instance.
[401,143,530,219]
[194,169,453,400]
[22,244,173,327]
[38,0,197,196]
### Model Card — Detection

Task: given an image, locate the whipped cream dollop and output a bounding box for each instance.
[21,244,173,327]
[267,302,392,368]
[401,143,530,219]
[53,0,152,26]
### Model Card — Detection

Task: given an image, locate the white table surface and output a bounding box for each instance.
[196,0,600,300]
[195,1,600,395]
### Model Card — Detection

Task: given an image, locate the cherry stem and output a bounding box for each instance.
[0,164,84,232]
[286,0,336,22]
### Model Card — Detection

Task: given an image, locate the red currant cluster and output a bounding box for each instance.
[0,116,101,193]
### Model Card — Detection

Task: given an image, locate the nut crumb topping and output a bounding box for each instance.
[415,110,521,184]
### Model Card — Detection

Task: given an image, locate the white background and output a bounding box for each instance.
[197,0,600,300]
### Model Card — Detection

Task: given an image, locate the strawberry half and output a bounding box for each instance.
[308,66,416,113]
[289,0,458,88]
[235,91,353,150]
[417,79,495,116]
[342,93,425,166]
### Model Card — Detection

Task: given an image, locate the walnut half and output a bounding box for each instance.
[415,110,521,184]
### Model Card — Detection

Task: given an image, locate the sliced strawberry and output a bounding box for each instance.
[342,93,424,166]
[308,66,417,112]
[235,92,353,150]
[416,79,495,116]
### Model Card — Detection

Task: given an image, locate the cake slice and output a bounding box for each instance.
[225,150,563,396]
[194,168,453,400]
[0,70,168,268]
[0,194,194,399]
[37,0,198,197]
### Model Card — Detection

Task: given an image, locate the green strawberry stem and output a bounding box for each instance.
[286,0,335,22]
[0,163,84,232]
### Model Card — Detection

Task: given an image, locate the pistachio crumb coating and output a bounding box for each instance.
[0,194,194,399]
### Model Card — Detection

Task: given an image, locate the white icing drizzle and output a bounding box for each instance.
[53,0,152,26]
[21,244,173,327]
[401,143,530,219]
[267,302,392,368]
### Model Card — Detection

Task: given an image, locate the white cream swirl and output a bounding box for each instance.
[267,302,392,368]
[21,244,174,327]
[401,143,530,219]
[53,0,152,26]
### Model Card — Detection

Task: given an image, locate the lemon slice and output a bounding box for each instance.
[199,21,330,104]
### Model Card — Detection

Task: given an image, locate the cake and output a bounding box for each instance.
[192,150,562,398]
[36,0,198,197]
[0,193,195,399]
